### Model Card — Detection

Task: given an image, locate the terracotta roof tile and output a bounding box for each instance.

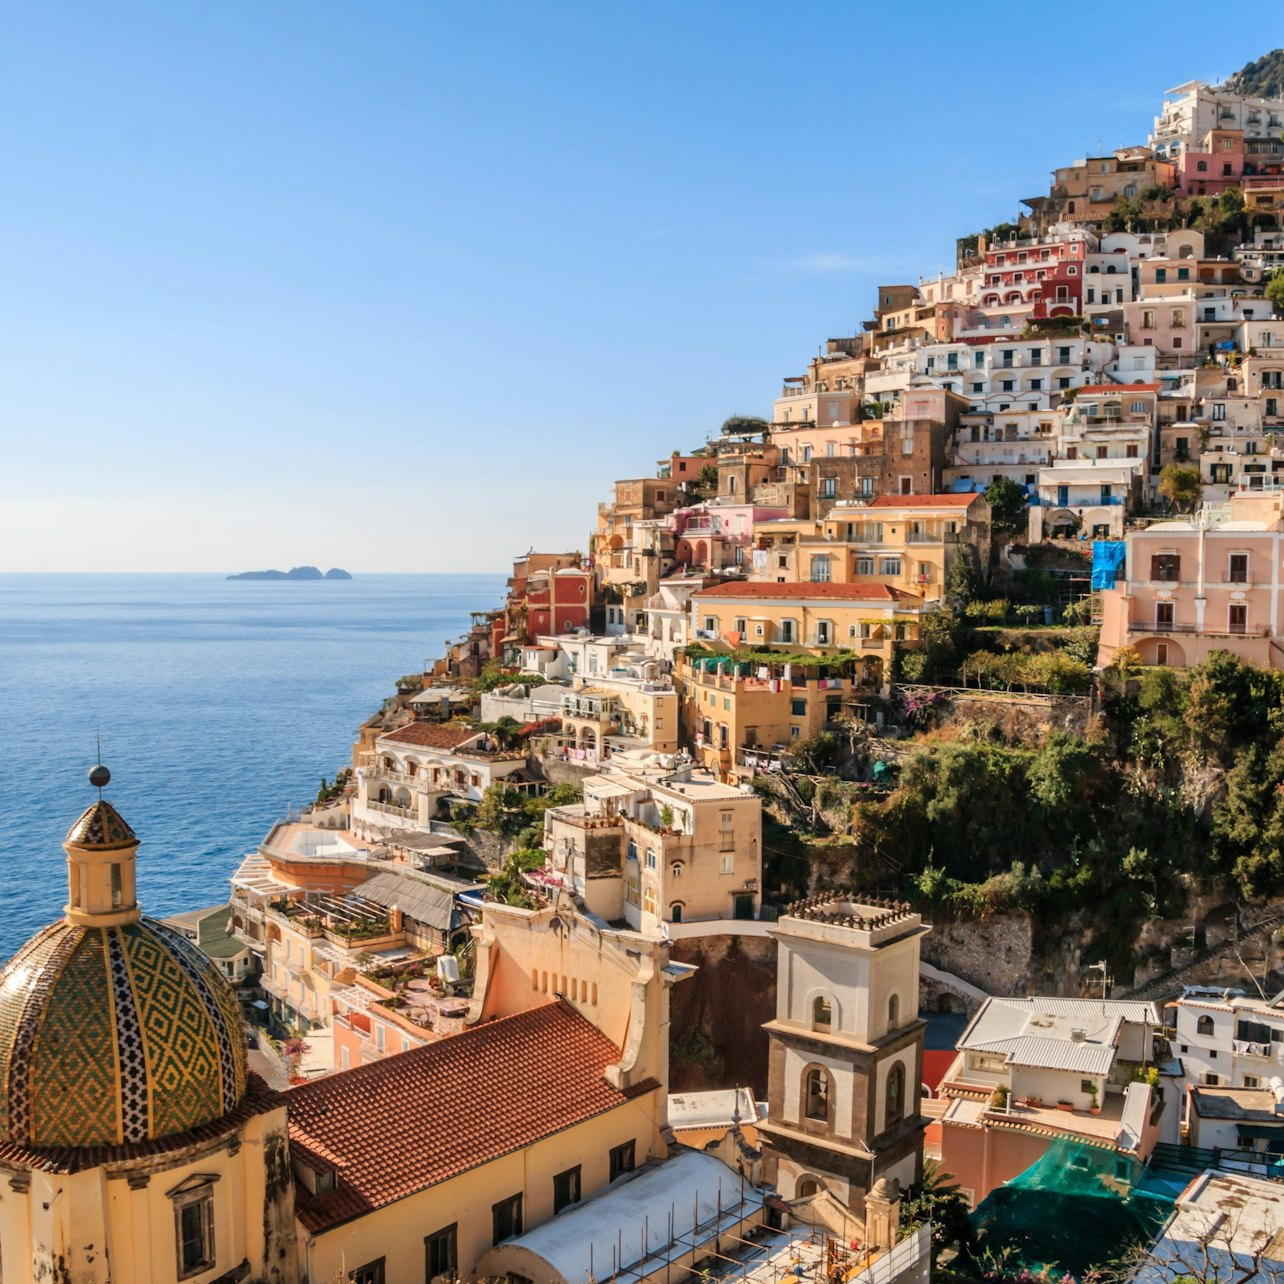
[288,1002,656,1233]
[867,493,982,508]
[692,581,922,603]
[380,723,480,750]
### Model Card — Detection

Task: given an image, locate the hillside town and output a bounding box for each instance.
[11,68,1284,1284]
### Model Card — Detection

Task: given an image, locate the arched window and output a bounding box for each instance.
[796,1177,820,1198]
[886,1063,905,1126]
[813,996,833,1029]
[887,994,900,1029]
[1196,1015,1215,1036]
[670,903,684,923]
[804,1068,831,1122]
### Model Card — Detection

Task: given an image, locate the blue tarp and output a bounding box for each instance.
[1091,540,1126,589]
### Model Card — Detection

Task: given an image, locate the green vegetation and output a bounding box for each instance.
[683,644,857,671]
[315,768,351,805]
[983,476,1029,539]
[466,781,583,840]
[1158,463,1202,512]
[475,662,549,693]
[720,414,770,436]
[1266,268,1284,318]
[830,655,1284,971]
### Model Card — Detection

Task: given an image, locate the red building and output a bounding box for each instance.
[980,236,1086,318]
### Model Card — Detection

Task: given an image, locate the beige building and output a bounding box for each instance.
[760,894,928,1207]
[289,899,681,1283]
[542,751,762,930]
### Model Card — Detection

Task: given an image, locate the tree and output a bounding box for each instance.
[720,414,770,436]
[899,1161,976,1266]
[1266,269,1284,318]
[945,544,983,613]
[1158,463,1202,513]
[983,476,1029,538]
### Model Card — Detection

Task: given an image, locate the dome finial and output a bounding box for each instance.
[89,729,110,796]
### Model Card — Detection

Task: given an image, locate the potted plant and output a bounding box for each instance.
[989,1085,1010,1110]
[1025,1094,1043,1109]
[1088,1084,1101,1116]
[1057,1099,1074,1112]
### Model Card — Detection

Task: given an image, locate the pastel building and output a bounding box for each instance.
[1097,488,1284,668]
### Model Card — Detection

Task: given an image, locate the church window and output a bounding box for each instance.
[171,1178,217,1279]
[804,1067,831,1122]
[812,996,833,1029]
[110,863,123,908]
[886,1063,906,1127]
[888,994,900,1029]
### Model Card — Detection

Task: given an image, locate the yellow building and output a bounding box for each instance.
[542,752,763,928]
[0,772,297,1284]
[288,899,681,1283]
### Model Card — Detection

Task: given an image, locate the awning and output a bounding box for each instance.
[1236,1124,1284,1140]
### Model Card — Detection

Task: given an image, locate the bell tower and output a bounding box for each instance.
[759,893,928,1208]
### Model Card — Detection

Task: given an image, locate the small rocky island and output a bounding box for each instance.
[226,566,353,581]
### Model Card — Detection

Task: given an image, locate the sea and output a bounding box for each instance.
[0,572,504,960]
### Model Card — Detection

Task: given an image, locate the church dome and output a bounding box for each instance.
[0,797,248,1149]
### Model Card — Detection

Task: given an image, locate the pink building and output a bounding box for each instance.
[1097,488,1284,669]
[1175,128,1245,196]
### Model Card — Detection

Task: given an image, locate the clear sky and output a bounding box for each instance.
[0,2,1273,572]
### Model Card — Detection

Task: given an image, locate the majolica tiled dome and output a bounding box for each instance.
[0,800,248,1149]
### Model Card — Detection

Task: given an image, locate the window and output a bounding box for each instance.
[1245,1075,1261,1089]
[816,621,832,645]
[1151,554,1180,582]
[1156,268,1167,283]
[351,1260,386,1284]
[888,994,900,1028]
[820,476,836,498]
[813,996,832,1028]
[1230,603,1247,634]
[1178,267,1190,281]
[174,1183,216,1278]
[645,849,656,869]
[811,555,832,582]
[1196,1015,1215,1036]
[779,620,796,644]
[110,862,123,908]
[1201,1071,1221,1086]
[1229,553,1249,583]
[855,557,874,575]
[1212,403,1226,421]
[425,1225,458,1281]
[790,698,807,716]
[886,1063,905,1126]
[609,1140,636,1182]
[720,854,735,874]
[553,1165,582,1214]
[880,557,902,576]
[492,1193,523,1245]
[1156,602,1174,630]
[804,1067,831,1121]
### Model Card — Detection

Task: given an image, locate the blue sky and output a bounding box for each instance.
[0,2,1274,571]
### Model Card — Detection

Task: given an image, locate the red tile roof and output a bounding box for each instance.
[380,723,479,749]
[1076,383,1160,394]
[289,1002,656,1233]
[867,493,982,508]
[692,581,922,603]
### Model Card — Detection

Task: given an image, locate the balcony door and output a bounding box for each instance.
[1155,602,1174,631]
[1229,604,1247,635]
[1229,553,1248,584]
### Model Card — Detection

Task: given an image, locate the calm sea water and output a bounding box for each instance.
[0,573,503,960]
